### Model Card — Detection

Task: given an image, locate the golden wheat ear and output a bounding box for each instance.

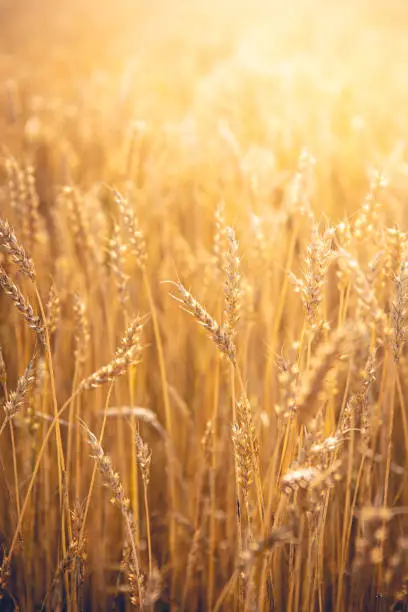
[80,419,144,608]
[0,267,45,344]
[167,279,236,364]
[223,226,241,340]
[0,218,36,279]
[78,315,145,391]
[3,352,36,420]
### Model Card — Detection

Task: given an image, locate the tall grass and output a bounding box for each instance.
[1,0,408,609]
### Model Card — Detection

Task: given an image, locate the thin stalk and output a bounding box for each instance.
[36,286,74,610]
[344,456,366,566]
[384,369,397,507]
[74,391,82,502]
[129,365,140,545]
[230,363,242,606]
[66,363,79,496]
[396,371,408,470]
[2,384,21,553]
[302,530,314,612]
[208,352,220,611]
[335,408,355,612]
[316,491,331,612]
[260,495,286,611]
[35,287,71,544]
[9,424,21,535]
[213,570,239,612]
[263,221,299,410]
[0,418,8,439]
[143,271,177,595]
[143,483,152,579]
[287,513,305,612]
[8,388,81,560]
[377,365,397,592]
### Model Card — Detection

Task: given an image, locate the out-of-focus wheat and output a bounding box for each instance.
[1,3,408,610]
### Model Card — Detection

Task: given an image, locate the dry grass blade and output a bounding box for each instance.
[103,406,166,437]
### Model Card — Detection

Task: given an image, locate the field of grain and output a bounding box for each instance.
[1,0,408,610]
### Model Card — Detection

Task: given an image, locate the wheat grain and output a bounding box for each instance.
[3,353,36,419]
[0,218,35,278]
[0,267,44,342]
[171,281,236,364]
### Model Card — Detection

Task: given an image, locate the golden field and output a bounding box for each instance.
[1,0,408,610]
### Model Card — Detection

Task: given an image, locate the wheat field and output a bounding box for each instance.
[1,0,408,610]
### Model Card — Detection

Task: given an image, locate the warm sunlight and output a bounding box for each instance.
[1,0,408,610]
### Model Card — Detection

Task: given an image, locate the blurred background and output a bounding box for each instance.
[1,0,407,217]
[2,2,408,609]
